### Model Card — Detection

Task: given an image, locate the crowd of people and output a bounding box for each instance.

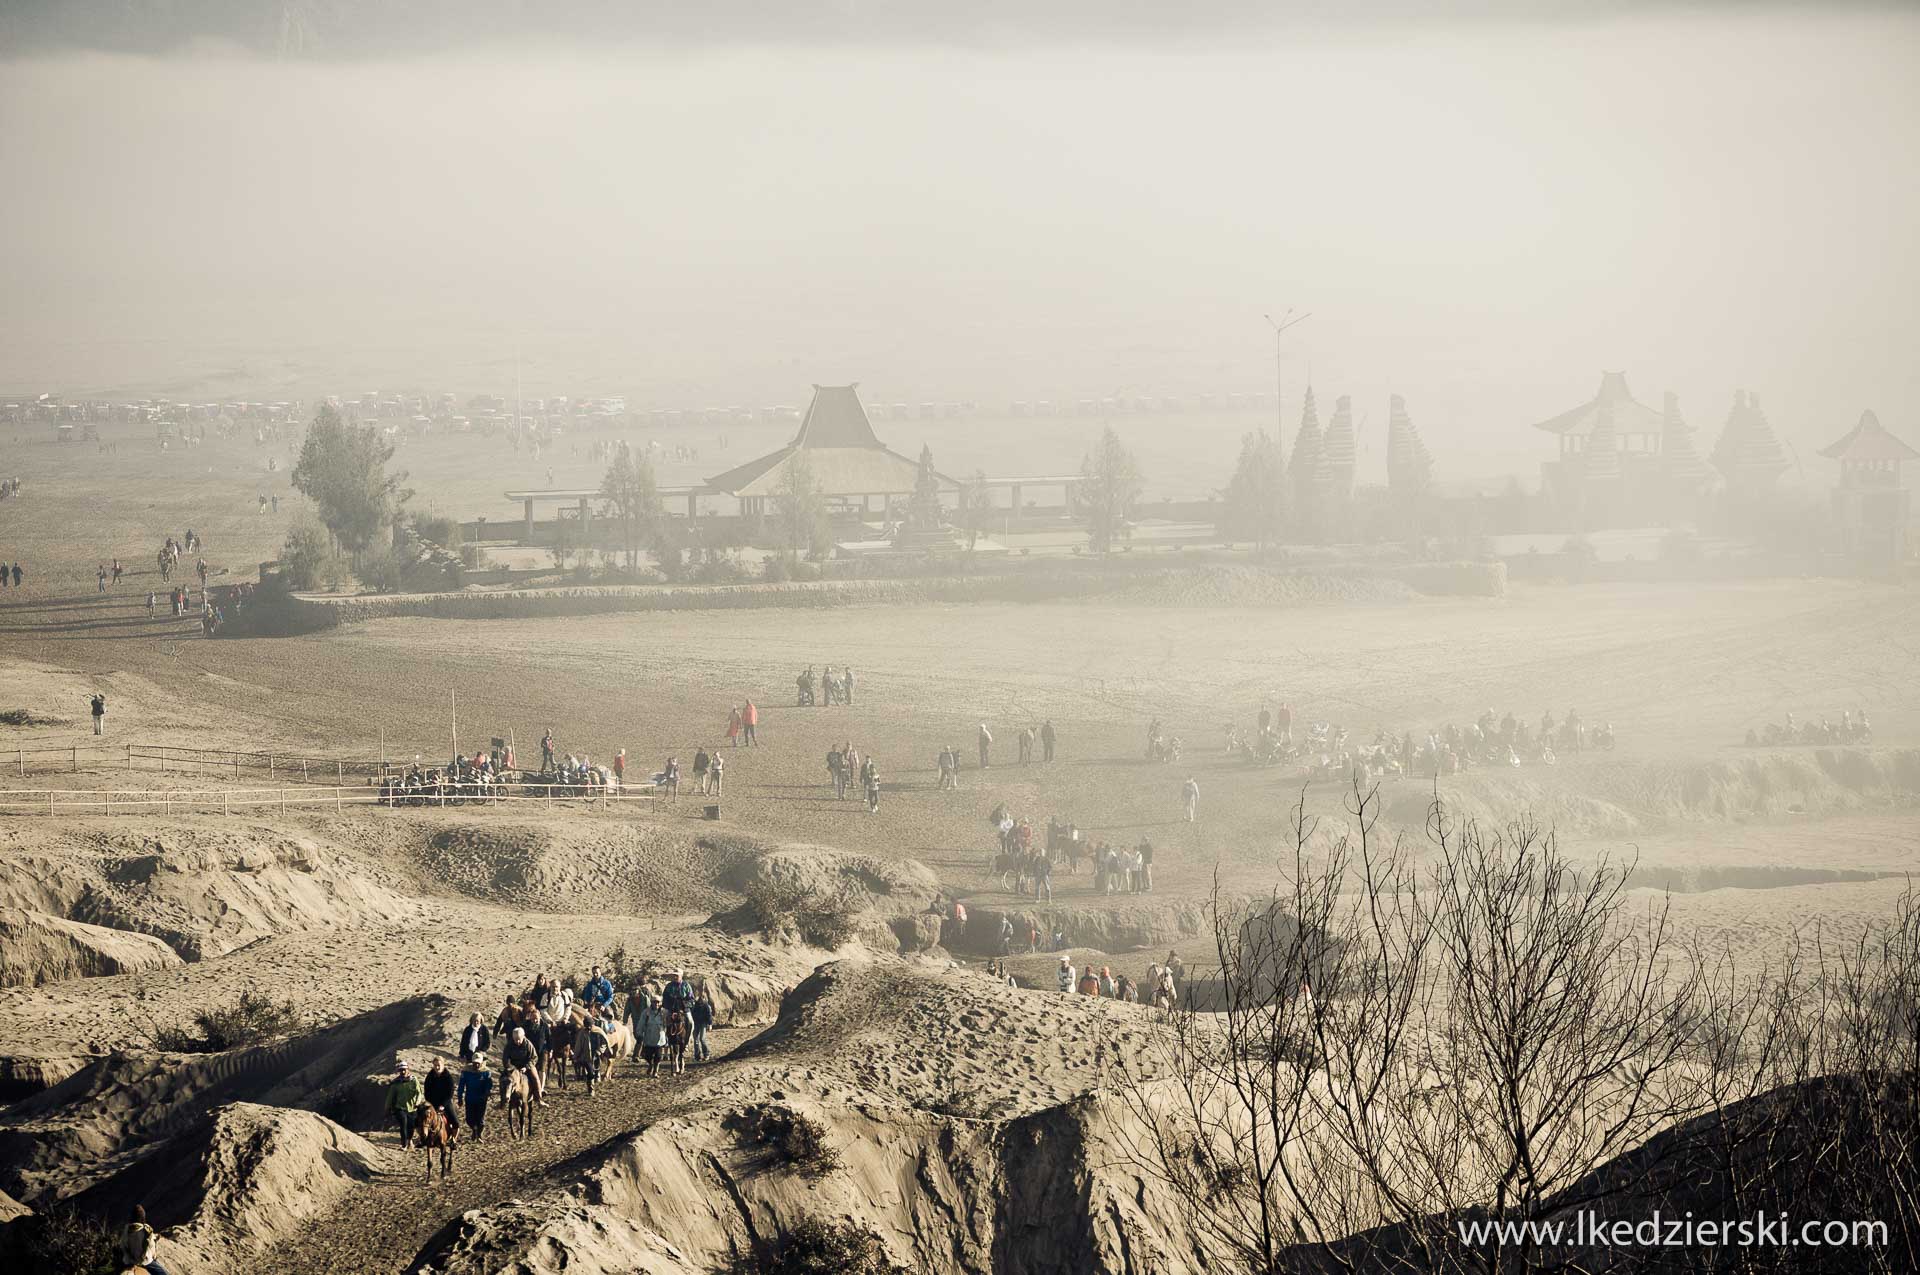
[983,805,1157,901]
[386,964,720,1150]
[1746,710,1872,747]
[824,741,882,811]
[795,664,856,706]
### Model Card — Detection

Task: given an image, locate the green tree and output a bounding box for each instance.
[1220,430,1287,549]
[598,443,660,571]
[959,469,996,553]
[1079,426,1141,555]
[290,404,410,556]
[278,513,338,590]
[774,454,830,563]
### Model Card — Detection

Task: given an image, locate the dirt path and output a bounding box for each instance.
[268,1032,750,1274]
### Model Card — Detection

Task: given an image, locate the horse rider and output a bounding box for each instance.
[500,1026,545,1107]
[422,1057,458,1133]
[583,966,615,1015]
[662,970,694,1016]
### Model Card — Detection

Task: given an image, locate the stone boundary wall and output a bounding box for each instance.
[244,561,1505,633]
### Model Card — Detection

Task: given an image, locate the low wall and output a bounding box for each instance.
[235,560,1504,632]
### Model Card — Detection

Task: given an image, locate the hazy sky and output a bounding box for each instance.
[1,5,1915,480]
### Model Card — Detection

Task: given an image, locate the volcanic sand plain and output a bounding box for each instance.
[1,423,1918,1271]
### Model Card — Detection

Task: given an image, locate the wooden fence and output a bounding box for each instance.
[0,784,659,817]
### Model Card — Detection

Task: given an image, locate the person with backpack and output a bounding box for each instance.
[120,1204,170,1274]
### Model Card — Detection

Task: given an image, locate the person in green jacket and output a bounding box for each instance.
[386,1060,423,1148]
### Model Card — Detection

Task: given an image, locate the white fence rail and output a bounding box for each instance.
[0,784,659,817]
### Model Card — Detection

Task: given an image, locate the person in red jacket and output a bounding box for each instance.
[742,699,759,746]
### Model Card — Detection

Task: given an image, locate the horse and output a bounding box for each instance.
[665,1007,690,1075]
[414,1102,456,1182]
[545,1017,576,1090]
[504,1067,535,1139]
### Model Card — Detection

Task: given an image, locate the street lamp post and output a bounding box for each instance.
[1263,309,1312,441]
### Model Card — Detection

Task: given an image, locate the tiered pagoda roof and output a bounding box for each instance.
[1818,409,1917,463]
[1386,394,1433,494]
[1710,390,1790,488]
[1582,401,1622,480]
[1322,394,1356,497]
[1532,370,1665,439]
[705,384,947,498]
[1661,391,1717,488]
[1291,386,1328,502]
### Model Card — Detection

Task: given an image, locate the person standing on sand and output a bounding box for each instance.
[145,590,156,617]
[97,564,108,593]
[726,705,742,746]
[978,722,993,769]
[1182,776,1199,823]
[1058,956,1076,994]
[541,728,555,772]
[864,756,882,813]
[709,752,724,795]
[690,988,715,1062]
[613,748,626,791]
[10,564,20,588]
[1018,726,1034,764]
[742,698,759,745]
[1041,719,1056,762]
[458,1057,492,1139]
[843,666,855,706]
[692,746,711,794]
[90,693,106,736]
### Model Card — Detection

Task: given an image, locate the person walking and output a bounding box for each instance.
[1034,851,1053,903]
[977,722,993,769]
[457,1057,493,1139]
[1041,719,1056,762]
[690,988,715,1062]
[742,698,759,745]
[386,1060,423,1148]
[864,757,882,813]
[145,590,156,617]
[1019,727,1034,764]
[843,666,855,706]
[828,745,846,799]
[635,994,668,1077]
[692,747,711,795]
[1182,775,1199,823]
[90,692,107,736]
[97,564,108,593]
[457,1013,491,1062]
